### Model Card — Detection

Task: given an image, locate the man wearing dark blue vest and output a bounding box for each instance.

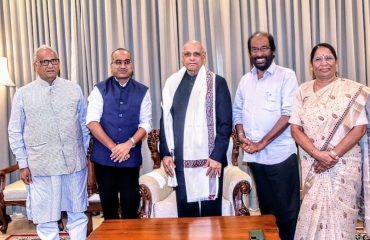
[86,48,152,219]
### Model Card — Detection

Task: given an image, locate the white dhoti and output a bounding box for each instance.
[28,167,88,240]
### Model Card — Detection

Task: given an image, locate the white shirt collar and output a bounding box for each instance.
[114,77,130,87]
[251,61,277,77]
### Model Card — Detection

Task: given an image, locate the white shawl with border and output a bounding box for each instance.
[162,66,218,202]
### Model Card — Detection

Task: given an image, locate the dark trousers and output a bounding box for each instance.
[94,163,140,219]
[175,168,223,217]
[248,154,300,240]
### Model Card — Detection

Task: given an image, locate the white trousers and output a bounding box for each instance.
[36,211,88,240]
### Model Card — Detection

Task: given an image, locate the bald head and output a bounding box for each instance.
[182,40,205,52]
[182,40,206,76]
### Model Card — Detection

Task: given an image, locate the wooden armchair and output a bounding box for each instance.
[85,139,102,236]
[0,165,64,233]
[0,164,25,233]
[138,130,252,218]
[0,138,101,236]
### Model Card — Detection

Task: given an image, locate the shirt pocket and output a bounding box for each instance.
[26,142,47,162]
[262,90,280,111]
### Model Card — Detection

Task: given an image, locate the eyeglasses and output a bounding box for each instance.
[251,46,271,54]
[312,55,335,64]
[112,59,132,66]
[183,51,204,58]
[37,59,60,66]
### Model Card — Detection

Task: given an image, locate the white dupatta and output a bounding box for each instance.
[162,66,218,202]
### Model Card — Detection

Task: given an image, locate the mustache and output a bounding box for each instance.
[251,55,275,61]
[251,55,274,71]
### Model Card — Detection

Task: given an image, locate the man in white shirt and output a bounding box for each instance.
[233,32,299,240]
[86,48,152,219]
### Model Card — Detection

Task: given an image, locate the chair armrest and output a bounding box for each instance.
[0,164,19,193]
[0,163,20,213]
[223,165,252,216]
[138,168,174,218]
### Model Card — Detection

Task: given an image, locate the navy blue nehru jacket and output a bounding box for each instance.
[91,76,148,167]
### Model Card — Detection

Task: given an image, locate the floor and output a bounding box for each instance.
[0,213,104,239]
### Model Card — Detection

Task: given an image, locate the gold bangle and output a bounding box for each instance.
[329,150,339,160]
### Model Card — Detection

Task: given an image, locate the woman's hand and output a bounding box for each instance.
[313,150,338,173]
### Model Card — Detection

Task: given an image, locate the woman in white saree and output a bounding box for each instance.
[289,43,370,240]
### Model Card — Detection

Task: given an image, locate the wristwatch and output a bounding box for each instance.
[129,137,136,148]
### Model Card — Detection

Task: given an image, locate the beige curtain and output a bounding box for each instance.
[0,0,369,172]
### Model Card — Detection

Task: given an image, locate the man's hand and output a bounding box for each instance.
[244,140,267,154]
[163,156,175,177]
[204,158,221,178]
[110,141,132,163]
[20,167,32,185]
[239,135,251,151]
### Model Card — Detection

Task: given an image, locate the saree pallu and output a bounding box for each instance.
[292,78,370,240]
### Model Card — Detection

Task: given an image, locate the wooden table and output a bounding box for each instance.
[88,215,279,240]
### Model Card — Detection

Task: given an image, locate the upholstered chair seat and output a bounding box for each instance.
[3,180,26,202]
[138,130,252,218]
[139,164,251,218]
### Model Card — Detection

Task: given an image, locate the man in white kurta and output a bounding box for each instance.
[8,45,90,240]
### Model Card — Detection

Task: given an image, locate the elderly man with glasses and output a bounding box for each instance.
[233,31,300,240]
[8,45,90,240]
[86,48,152,220]
[160,40,232,217]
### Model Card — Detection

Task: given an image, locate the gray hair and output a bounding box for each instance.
[182,40,205,53]
[33,45,59,62]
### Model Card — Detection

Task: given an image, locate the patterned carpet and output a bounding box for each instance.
[5,233,69,240]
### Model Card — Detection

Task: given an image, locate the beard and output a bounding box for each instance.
[251,55,274,71]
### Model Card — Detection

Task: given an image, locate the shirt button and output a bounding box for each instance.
[120,101,124,105]
[119,114,123,117]
[118,128,122,131]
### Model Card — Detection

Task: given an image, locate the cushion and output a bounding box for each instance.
[222,198,233,216]
[152,191,232,217]
[145,171,166,188]
[3,180,27,201]
[223,165,252,201]
[139,168,173,202]
[152,191,177,218]
[88,193,101,203]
